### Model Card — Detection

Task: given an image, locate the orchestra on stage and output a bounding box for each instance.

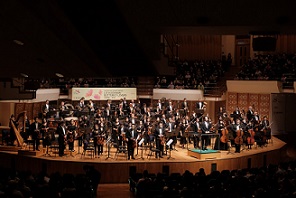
[5,97,272,158]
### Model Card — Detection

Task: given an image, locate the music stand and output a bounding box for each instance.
[227,140,234,155]
[138,138,145,160]
[167,130,179,151]
[184,131,195,150]
[166,139,174,159]
[105,137,112,160]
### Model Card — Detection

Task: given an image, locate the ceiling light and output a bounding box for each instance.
[20,73,28,78]
[13,40,24,46]
[55,73,64,78]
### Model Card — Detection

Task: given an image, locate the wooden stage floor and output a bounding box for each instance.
[0,136,287,183]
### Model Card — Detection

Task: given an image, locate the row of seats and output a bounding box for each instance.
[129,160,296,198]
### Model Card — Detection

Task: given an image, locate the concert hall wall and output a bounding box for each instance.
[164,35,222,60]
[271,93,296,135]
[227,92,270,119]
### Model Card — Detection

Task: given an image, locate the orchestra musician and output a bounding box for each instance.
[41,118,50,148]
[59,101,68,119]
[200,116,212,150]
[111,118,120,147]
[217,107,227,121]
[260,116,271,145]
[181,98,189,116]
[156,99,162,112]
[21,115,31,141]
[196,100,205,110]
[29,117,42,151]
[8,114,18,146]
[231,119,243,153]
[57,121,67,157]
[232,106,241,121]
[97,121,106,155]
[166,101,175,117]
[154,122,165,158]
[252,111,260,125]
[179,119,188,149]
[67,119,77,152]
[126,124,136,160]
[42,100,53,119]
[75,98,86,117]
[87,99,96,118]
[246,106,254,122]
[165,117,176,150]
[191,117,201,149]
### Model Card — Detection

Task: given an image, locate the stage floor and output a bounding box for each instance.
[0,136,287,183]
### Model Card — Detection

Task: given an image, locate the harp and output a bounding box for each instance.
[10,111,26,147]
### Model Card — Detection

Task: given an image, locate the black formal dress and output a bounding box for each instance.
[57,124,66,156]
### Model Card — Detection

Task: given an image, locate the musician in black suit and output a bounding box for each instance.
[196,100,205,110]
[42,100,52,118]
[57,121,67,157]
[246,106,254,122]
[125,124,136,160]
[87,99,96,118]
[231,119,243,153]
[154,122,166,158]
[232,106,241,121]
[200,116,212,150]
[191,117,201,148]
[181,98,189,116]
[29,117,42,151]
[75,98,85,117]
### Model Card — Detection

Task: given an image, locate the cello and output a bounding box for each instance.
[220,127,228,144]
[234,129,243,145]
[247,128,255,149]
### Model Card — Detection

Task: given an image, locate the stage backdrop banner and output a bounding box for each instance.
[70,88,137,101]
[153,89,203,101]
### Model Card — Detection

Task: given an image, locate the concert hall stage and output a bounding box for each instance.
[0,136,287,183]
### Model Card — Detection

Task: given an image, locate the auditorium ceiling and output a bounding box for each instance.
[0,0,296,78]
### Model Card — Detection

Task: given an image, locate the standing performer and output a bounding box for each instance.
[57,121,67,157]
[154,122,165,158]
[126,124,136,160]
[41,118,49,149]
[181,98,189,116]
[191,117,201,149]
[30,117,42,151]
[42,100,52,119]
[67,119,77,152]
[232,119,243,153]
[200,116,212,150]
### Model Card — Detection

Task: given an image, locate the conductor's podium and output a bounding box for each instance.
[187,148,221,160]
